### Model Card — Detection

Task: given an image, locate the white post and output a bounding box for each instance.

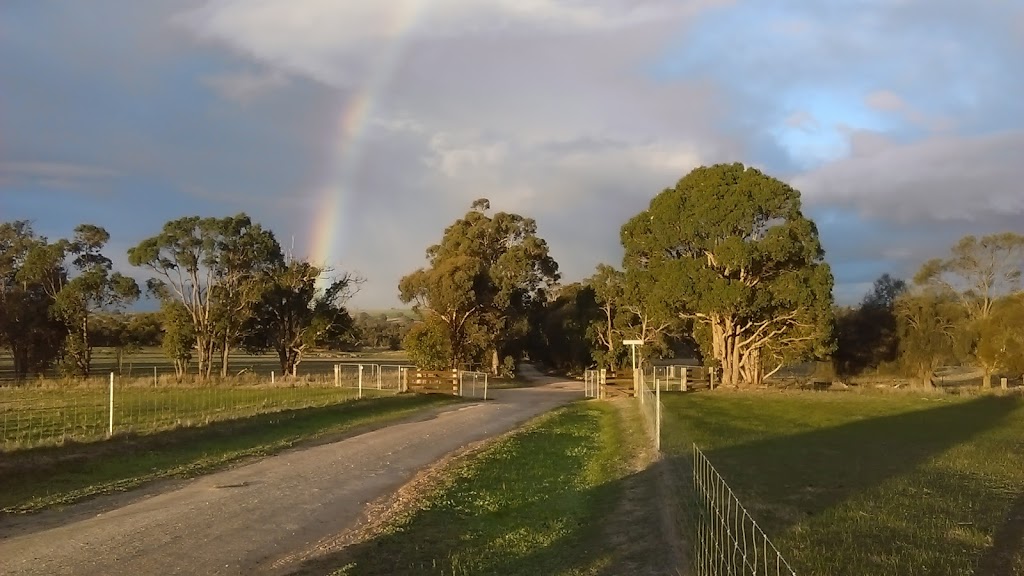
[377,366,382,390]
[682,368,688,392]
[108,372,114,438]
[271,371,275,384]
[655,376,661,451]
[1001,377,1008,390]
[334,364,340,387]
[458,371,464,396]
[483,374,488,400]
[637,369,643,404]
[153,366,157,386]
[358,365,363,399]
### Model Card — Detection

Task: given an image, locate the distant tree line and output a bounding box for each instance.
[401,165,834,385]
[6,166,1020,389]
[399,164,1023,389]
[0,214,361,380]
[835,233,1024,388]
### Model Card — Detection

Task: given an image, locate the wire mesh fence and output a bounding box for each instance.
[636,370,661,451]
[0,364,415,451]
[693,444,797,576]
[583,369,601,398]
[458,371,489,399]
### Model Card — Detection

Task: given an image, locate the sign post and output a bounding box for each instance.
[623,339,643,399]
[622,339,643,373]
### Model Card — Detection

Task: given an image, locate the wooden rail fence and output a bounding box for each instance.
[406,369,460,395]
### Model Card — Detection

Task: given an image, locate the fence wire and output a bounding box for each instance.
[459,371,489,399]
[693,444,797,576]
[583,369,601,398]
[0,363,415,451]
[637,370,661,451]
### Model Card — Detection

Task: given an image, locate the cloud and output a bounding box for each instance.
[864,90,905,112]
[203,69,289,103]
[0,161,119,191]
[3,0,1024,311]
[793,130,1024,222]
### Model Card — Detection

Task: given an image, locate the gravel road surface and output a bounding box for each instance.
[0,367,580,575]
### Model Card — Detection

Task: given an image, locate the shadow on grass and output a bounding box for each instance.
[976,491,1024,575]
[695,395,1018,534]
[0,394,460,518]
[663,394,1024,574]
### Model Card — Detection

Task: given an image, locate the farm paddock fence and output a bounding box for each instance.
[693,444,797,576]
[0,361,501,451]
[627,371,796,575]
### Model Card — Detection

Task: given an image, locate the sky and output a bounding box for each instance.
[2,0,1023,309]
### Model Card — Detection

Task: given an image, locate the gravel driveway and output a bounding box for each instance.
[0,368,580,575]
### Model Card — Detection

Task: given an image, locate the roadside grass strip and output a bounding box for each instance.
[318,402,634,576]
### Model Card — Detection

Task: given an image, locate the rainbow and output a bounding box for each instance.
[307,1,426,273]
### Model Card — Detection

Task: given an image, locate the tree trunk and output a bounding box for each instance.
[918,364,934,388]
[491,349,500,375]
[195,333,209,379]
[983,370,992,389]
[220,334,230,378]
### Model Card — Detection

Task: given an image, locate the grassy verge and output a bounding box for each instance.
[661,391,1024,575]
[304,401,636,576]
[0,394,460,514]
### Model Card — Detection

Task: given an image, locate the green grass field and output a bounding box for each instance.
[299,402,649,576]
[0,384,398,450]
[661,391,1024,575]
[0,347,419,450]
[0,346,412,382]
[0,394,460,514]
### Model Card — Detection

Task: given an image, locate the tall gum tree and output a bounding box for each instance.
[128,214,282,379]
[621,163,834,387]
[914,232,1024,388]
[0,221,65,377]
[399,199,559,373]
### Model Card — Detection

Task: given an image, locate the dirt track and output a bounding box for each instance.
[0,367,580,575]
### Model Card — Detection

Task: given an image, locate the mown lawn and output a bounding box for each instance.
[661,391,1024,575]
[304,402,645,576]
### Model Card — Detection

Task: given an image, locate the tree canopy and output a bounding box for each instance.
[399,199,559,373]
[128,214,283,379]
[620,163,834,387]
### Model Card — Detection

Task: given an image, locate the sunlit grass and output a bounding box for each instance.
[662,391,1024,575]
[318,402,633,576]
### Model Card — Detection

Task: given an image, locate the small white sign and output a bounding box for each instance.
[622,339,643,345]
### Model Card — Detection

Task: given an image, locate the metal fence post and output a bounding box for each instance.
[358,365,363,399]
[108,372,114,438]
[655,376,661,451]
